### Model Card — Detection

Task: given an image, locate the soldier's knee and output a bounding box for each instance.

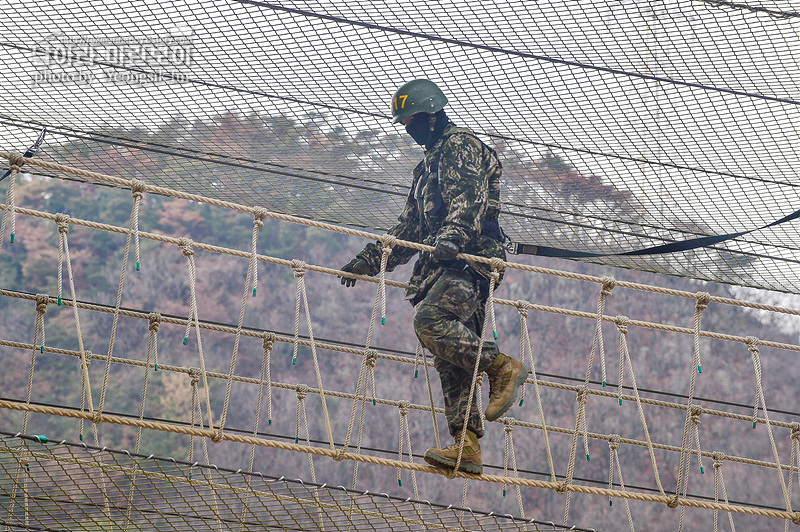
[413,304,443,338]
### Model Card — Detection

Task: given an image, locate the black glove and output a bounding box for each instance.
[433,238,460,262]
[339,257,371,287]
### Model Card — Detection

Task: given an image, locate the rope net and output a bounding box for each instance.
[1,1,800,292]
[0,434,590,532]
[1,154,800,530]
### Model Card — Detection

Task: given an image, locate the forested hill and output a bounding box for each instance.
[1,114,798,530]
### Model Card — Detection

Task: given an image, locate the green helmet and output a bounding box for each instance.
[391,79,448,123]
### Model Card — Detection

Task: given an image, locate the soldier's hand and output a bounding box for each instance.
[433,238,460,262]
[339,258,370,287]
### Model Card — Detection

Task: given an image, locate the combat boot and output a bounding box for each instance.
[423,430,483,474]
[485,353,531,421]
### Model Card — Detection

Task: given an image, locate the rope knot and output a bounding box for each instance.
[177,237,194,256]
[712,451,725,468]
[556,481,569,494]
[614,315,630,334]
[295,384,309,400]
[34,294,49,314]
[147,312,162,333]
[790,422,800,441]
[8,151,24,170]
[516,300,529,318]
[489,257,505,272]
[130,179,146,199]
[398,400,410,417]
[792,512,800,525]
[290,259,306,278]
[380,234,397,249]
[600,276,616,296]
[667,495,680,509]
[609,434,621,451]
[333,449,346,461]
[211,430,224,443]
[253,207,268,228]
[689,405,703,426]
[695,291,711,311]
[188,368,201,386]
[576,387,589,405]
[54,213,70,235]
[745,336,760,354]
[364,349,378,368]
[501,418,515,433]
[91,411,102,424]
[262,331,277,350]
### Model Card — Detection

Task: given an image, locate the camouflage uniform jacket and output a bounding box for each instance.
[357,124,506,303]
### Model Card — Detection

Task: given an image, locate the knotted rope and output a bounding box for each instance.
[379,234,396,325]
[711,452,736,532]
[177,237,215,434]
[288,259,335,451]
[500,418,526,518]
[745,336,792,513]
[0,151,22,252]
[396,400,419,498]
[608,434,635,531]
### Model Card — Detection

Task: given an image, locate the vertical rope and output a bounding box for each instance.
[23,295,48,432]
[0,152,22,251]
[420,344,442,451]
[615,316,666,497]
[789,424,800,532]
[563,277,615,524]
[378,234,395,325]
[679,407,705,532]
[55,214,95,419]
[712,452,737,532]
[290,260,335,450]
[746,337,792,512]
[608,435,635,532]
[517,301,556,482]
[178,238,216,434]
[218,211,265,434]
[451,259,503,476]
[673,292,711,510]
[188,368,200,478]
[99,183,145,415]
[396,400,418,496]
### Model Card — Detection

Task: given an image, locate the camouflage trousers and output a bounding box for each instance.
[413,266,500,439]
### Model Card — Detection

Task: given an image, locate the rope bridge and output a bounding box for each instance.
[1,153,800,530]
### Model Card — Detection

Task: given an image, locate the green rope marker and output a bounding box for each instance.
[292,356,297,365]
[381,317,386,325]
[698,365,702,373]
[753,421,757,429]
[188,472,192,480]
[34,435,48,443]
[493,330,497,339]
[154,364,158,371]
[609,500,613,507]
[295,436,299,444]
[268,419,272,426]
[700,466,705,474]
[372,398,376,406]
[502,488,506,497]
[586,454,591,461]
[602,381,606,388]
[398,479,402,487]
[482,429,485,436]
[135,261,140,271]
[414,369,418,378]
[183,337,188,345]
[40,345,44,353]
[519,398,524,406]
[79,433,83,441]
[9,233,14,243]
[252,288,257,296]
[57,297,61,306]
[619,398,623,405]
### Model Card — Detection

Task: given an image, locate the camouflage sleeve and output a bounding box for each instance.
[356,176,422,275]
[436,134,489,249]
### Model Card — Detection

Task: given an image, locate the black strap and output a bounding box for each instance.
[509,207,800,259]
[0,128,47,182]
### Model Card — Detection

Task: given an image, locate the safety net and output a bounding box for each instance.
[1,1,799,292]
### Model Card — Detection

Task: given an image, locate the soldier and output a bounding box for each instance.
[339,79,530,475]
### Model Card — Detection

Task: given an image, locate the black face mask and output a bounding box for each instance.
[405,114,433,146]
[405,110,451,149]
